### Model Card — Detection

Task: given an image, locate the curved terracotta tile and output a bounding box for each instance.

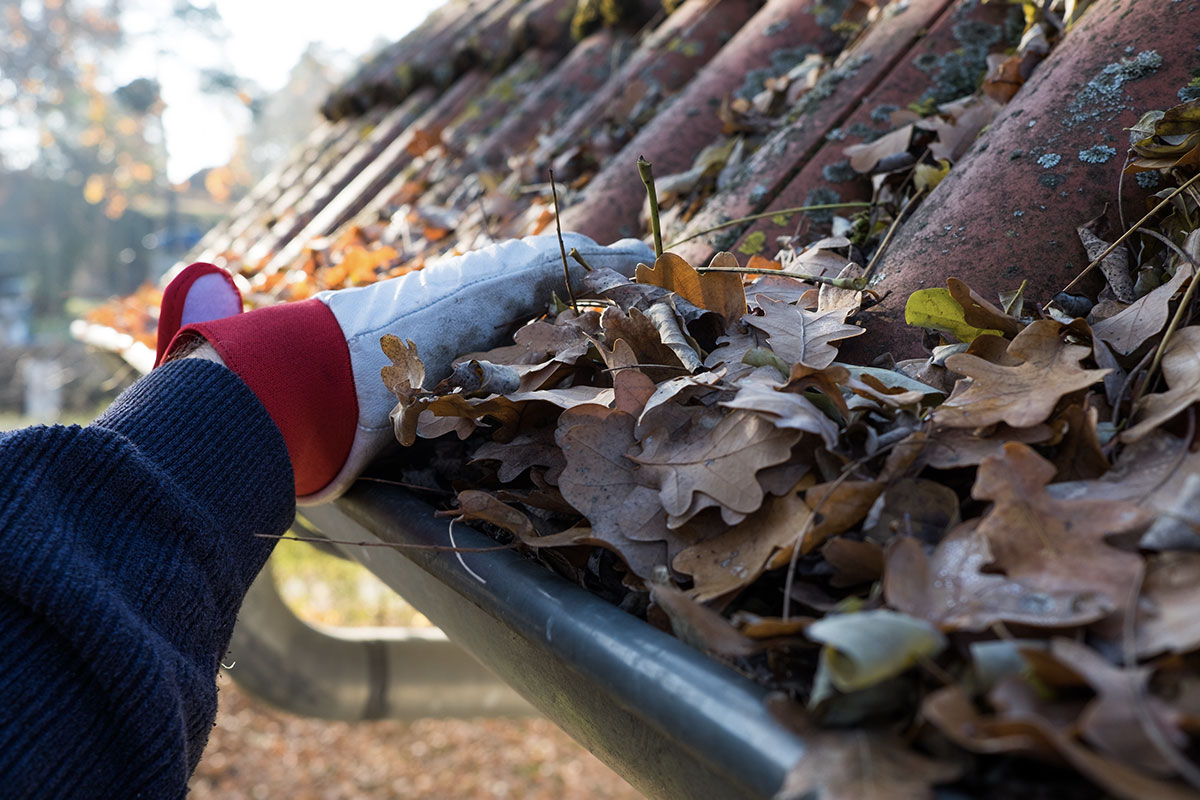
[711,0,1021,265]
[668,0,959,264]
[557,0,846,243]
[853,0,1200,359]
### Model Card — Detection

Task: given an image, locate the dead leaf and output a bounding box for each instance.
[1047,430,1200,519]
[633,406,801,526]
[612,368,657,416]
[598,306,688,381]
[439,359,521,396]
[745,274,814,306]
[554,405,671,579]
[1049,638,1186,777]
[769,694,960,800]
[844,124,913,173]
[649,573,762,658]
[1124,326,1200,441]
[926,96,1001,162]
[1079,224,1135,303]
[946,278,1023,339]
[746,296,864,369]
[636,370,726,433]
[719,373,840,448]
[381,334,429,446]
[884,527,1112,631]
[800,480,883,554]
[674,476,815,602]
[972,443,1148,617]
[1049,403,1108,480]
[1137,553,1200,657]
[1093,264,1193,355]
[922,423,1054,469]
[645,300,704,372]
[817,262,865,314]
[635,251,747,324]
[982,53,1024,103]
[452,490,537,541]
[1141,473,1200,551]
[922,686,1200,800]
[935,320,1109,428]
[822,538,884,587]
[846,372,929,410]
[806,609,946,692]
[863,478,960,546]
[472,427,563,483]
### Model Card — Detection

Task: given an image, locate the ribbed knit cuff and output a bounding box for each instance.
[93,358,294,592]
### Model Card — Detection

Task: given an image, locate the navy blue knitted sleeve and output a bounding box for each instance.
[0,359,295,798]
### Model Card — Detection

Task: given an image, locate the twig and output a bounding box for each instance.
[1052,171,1200,303]
[548,168,578,313]
[1001,279,1028,315]
[861,189,924,286]
[665,202,872,250]
[638,156,663,257]
[256,532,520,554]
[568,247,593,272]
[695,264,865,290]
[602,363,693,373]
[355,476,454,495]
[1117,152,1131,231]
[1128,228,1200,412]
[476,191,496,243]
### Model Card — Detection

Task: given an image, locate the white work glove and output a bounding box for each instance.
[159,233,654,503]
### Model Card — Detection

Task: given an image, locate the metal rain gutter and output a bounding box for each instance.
[299,483,807,800]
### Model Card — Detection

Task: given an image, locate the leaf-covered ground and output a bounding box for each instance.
[376,89,1200,798]
[191,678,644,800]
[192,543,644,799]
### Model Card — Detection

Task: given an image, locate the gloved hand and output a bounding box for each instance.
[157,233,655,504]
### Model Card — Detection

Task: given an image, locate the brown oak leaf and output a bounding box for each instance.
[631,406,801,526]
[922,686,1200,800]
[1048,638,1186,777]
[935,320,1109,428]
[1093,264,1192,356]
[770,693,960,800]
[472,426,563,483]
[800,480,883,554]
[972,443,1148,617]
[673,476,815,602]
[745,295,864,369]
[635,251,747,324]
[719,373,840,448]
[553,405,671,580]
[884,526,1112,631]
[946,278,1023,338]
[381,335,430,446]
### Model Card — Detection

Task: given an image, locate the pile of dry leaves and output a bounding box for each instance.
[377,97,1200,799]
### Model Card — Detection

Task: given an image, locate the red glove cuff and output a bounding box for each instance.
[154,263,243,368]
[168,300,359,497]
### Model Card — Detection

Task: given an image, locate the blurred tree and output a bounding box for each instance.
[0,0,249,320]
[0,0,162,318]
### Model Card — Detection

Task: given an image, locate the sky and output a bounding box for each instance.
[115,0,447,182]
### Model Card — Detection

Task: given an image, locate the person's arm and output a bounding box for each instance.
[0,233,652,797]
[0,358,294,798]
